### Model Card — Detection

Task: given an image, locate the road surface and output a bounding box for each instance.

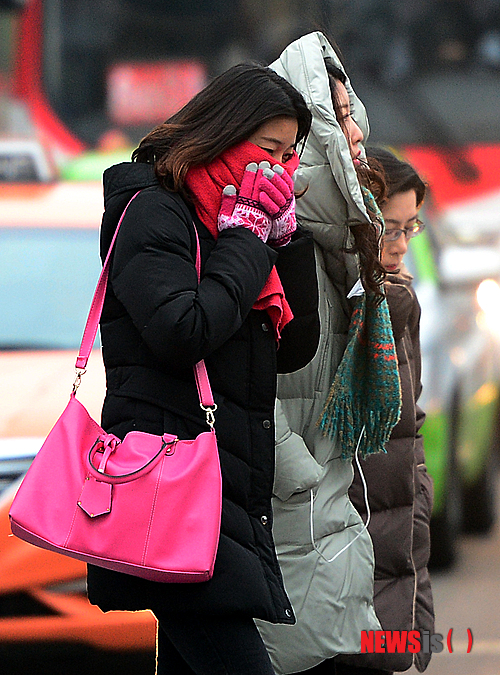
[407,477,500,674]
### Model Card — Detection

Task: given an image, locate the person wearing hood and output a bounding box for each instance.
[255,32,402,674]
[85,62,313,675]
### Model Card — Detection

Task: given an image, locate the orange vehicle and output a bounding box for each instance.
[0,182,157,659]
[0,0,217,663]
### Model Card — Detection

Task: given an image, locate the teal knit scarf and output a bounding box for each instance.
[318,189,402,460]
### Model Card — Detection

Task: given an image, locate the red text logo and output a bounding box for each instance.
[361,629,473,654]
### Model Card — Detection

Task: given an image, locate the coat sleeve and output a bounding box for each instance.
[109,189,277,367]
[408,284,428,464]
[275,232,321,374]
[273,398,323,501]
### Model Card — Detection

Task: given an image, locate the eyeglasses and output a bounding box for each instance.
[383,219,425,242]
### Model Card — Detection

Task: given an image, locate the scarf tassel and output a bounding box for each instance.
[318,394,401,461]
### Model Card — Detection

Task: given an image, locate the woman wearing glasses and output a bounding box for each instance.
[333,146,435,675]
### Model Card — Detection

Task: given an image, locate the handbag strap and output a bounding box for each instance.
[74,190,216,415]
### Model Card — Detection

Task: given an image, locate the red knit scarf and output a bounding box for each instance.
[185,140,299,340]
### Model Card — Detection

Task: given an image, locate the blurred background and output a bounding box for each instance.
[1,1,500,673]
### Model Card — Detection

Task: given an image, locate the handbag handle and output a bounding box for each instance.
[74,190,216,416]
[86,434,176,484]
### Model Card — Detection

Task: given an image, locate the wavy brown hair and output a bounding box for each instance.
[324,58,387,300]
[132,63,312,198]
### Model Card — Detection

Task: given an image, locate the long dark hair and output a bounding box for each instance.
[132,63,312,195]
[324,58,387,299]
[366,146,427,206]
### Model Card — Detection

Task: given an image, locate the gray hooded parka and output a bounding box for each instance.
[256,32,382,674]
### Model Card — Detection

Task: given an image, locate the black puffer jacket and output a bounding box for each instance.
[86,162,295,625]
[337,271,435,673]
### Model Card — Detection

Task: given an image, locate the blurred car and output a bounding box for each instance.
[405,204,500,568]
[0,159,498,669]
[0,138,56,182]
[0,180,156,659]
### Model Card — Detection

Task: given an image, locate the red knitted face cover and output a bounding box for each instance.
[185,140,300,340]
[185,140,299,237]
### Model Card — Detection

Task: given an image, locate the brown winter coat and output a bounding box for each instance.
[337,270,435,673]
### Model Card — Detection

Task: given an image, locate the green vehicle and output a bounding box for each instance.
[406,210,500,568]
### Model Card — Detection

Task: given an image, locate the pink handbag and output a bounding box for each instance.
[9,191,222,583]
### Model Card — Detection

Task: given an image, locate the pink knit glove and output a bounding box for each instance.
[259,165,296,247]
[217,162,273,243]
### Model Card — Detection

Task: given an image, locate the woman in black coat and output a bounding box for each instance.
[86,64,312,674]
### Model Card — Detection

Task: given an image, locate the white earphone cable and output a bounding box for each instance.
[309,424,371,563]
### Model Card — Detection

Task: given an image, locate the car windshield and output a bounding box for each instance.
[0,228,101,350]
